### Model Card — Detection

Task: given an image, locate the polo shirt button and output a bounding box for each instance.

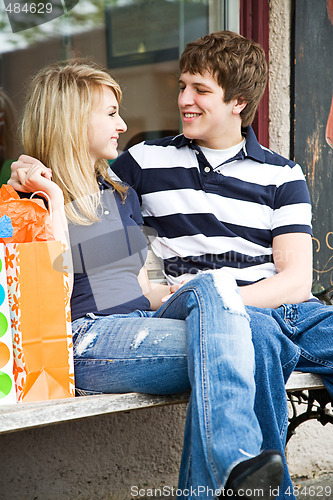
[195,150,199,155]
[204,167,210,173]
[104,210,110,215]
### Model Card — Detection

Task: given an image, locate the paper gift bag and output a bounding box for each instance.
[0,244,16,405]
[5,241,75,402]
[0,184,55,243]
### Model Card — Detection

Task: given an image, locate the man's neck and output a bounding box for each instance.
[196,132,243,150]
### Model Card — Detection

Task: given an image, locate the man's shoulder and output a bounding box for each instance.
[244,126,297,169]
[259,145,297,169]
[252,145,306,187]
[130,133,187,152]
[126,134,192,170]
[110,134,190,186]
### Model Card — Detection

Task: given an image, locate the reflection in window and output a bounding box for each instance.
[106,0,208,67]
[0,0,209,159]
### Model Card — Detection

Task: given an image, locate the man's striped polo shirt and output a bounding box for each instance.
[110,126,312,286]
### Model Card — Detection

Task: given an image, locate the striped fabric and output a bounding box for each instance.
[111,126,312,285]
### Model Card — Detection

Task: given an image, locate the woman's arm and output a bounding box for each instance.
[239,232,313,308]
[19,164,73,294]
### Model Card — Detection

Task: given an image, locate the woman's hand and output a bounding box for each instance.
[17,162,74,295]
[8,154,52,192]
[14,162,64,210]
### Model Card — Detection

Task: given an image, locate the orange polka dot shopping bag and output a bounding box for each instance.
[0,185,74,404]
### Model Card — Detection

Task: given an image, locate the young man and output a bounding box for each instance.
[108,32,333,499]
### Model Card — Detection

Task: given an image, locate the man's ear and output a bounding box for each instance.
[232,99,247,115]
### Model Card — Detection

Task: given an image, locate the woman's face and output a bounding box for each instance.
[88,85,127,164]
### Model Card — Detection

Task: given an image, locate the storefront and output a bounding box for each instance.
[0,0,244,160]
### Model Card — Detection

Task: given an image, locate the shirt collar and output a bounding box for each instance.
[173,125,266,163]
[241,125,266,163]
[97,174,112,190]
[170,134,191,149]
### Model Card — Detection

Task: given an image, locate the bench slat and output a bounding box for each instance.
[0,372,327,435]
[285,371,325,391]
[0,392,189,435]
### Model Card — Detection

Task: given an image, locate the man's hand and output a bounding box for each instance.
[161,281,188,302]
[8,154,52,192]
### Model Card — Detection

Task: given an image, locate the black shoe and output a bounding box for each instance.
[220,450,283,499]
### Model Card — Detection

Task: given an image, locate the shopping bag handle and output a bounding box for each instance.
[30,191,53,220]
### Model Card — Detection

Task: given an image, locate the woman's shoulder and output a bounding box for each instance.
[99,175,141,219]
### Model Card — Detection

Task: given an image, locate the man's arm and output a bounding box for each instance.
[239,232,313,308]
[137,267,171,310]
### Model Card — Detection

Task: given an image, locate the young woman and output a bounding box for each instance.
[10,60,282,500]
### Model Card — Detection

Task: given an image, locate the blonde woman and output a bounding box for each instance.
[10,60,283,499]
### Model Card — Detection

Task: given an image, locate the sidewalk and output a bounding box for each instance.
[291,473,333,499]
[141,473,333,499]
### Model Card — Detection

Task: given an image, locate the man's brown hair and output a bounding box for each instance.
[179,31,268,127]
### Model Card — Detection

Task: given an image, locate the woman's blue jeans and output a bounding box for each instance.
[72,270,262,498]
[73,273,333,500]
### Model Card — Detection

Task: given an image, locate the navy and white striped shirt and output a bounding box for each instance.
[111,126,312,286]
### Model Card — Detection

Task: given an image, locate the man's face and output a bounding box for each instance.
[178,71,242,149]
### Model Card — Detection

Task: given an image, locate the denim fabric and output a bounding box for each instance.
[72,270,262,498]
[248,301,333,500]
[72,276,333,500]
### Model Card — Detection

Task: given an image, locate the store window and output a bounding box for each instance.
[1,0,252,182]
[0,0,211,173]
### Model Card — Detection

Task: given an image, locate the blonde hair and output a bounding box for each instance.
[21,59,127,225]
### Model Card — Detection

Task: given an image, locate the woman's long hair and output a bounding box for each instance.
[21,59,127,225]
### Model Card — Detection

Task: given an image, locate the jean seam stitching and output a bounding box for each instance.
[73,320,92,349]
[299,349,333,369]
[282,349,300,370]
[195,284,223,487]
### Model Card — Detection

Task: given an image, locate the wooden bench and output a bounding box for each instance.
[0,371,331,440]
[0,251,332,442]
